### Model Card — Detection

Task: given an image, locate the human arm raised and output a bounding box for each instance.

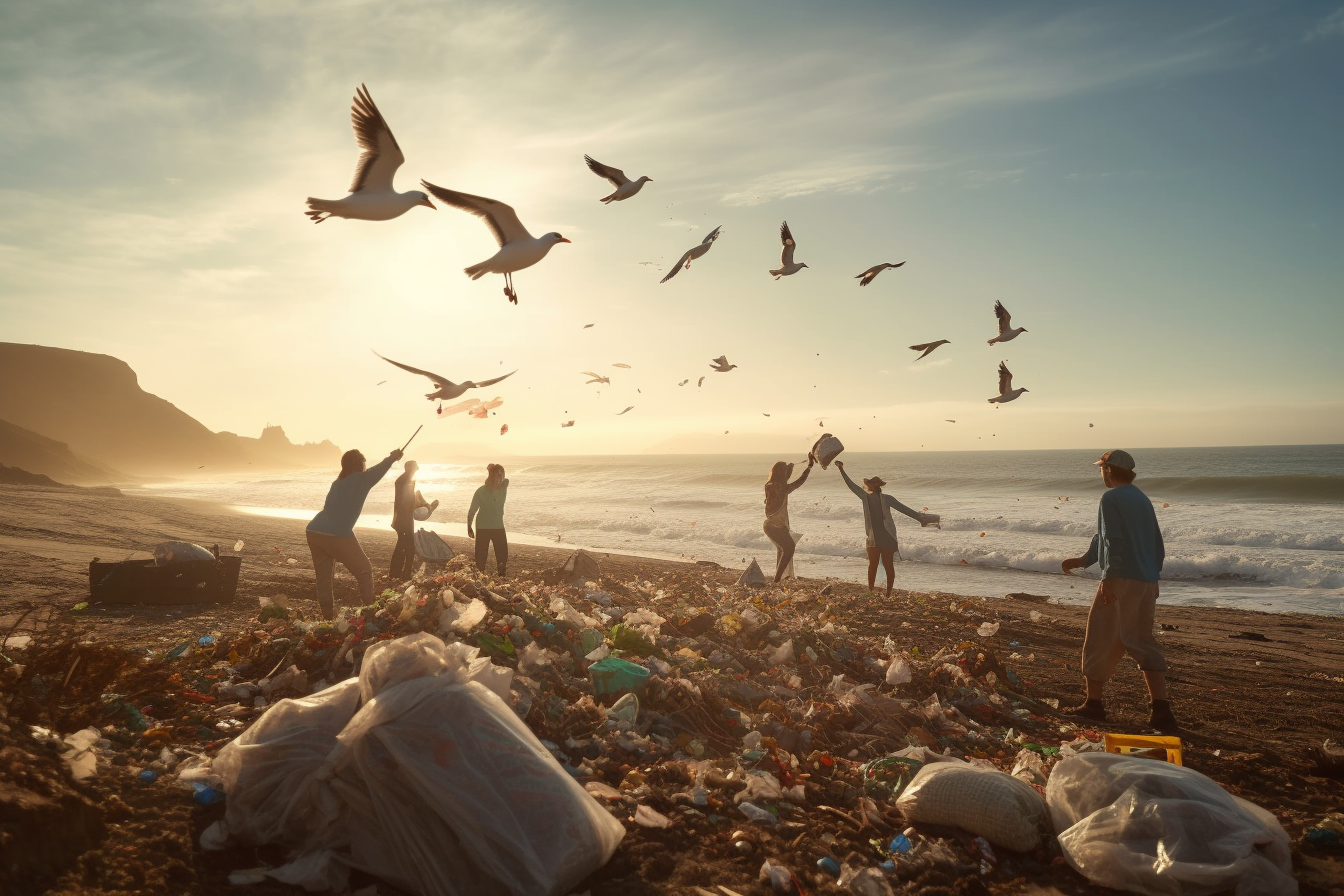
[835,462,866,499]
[787,459,813,493]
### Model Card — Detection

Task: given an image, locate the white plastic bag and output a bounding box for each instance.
[895,760,1046,852]
[329,676,625,896]
[213,677,362,851]
[1047,753,1296,896]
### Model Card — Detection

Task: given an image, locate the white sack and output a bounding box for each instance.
[895,759,1046,852]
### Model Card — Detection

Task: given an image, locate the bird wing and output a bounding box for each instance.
[711,356,727,366]
[581,371,603,379]
[698,376,705,386]
[779,221,796,267]
[701,225,722,246]
[375,351,454,390]
[858,264,883,279]
[616,406,634,415]
[909,342,935,352]
[420,182,531,246]
[994,301,1012,333]
[998,361,1014,394]
[584,155,630,188]
[472,370,517,389]
[612,363,631,368]
[661,249,693,282]
[348,85,406,194]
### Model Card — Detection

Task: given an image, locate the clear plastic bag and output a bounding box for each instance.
[212,678,362,851]
[1047,753,1296,896]
[329,676,624,896]
[895,760,1046,852]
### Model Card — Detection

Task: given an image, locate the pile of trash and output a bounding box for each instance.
[1,556,1301,895]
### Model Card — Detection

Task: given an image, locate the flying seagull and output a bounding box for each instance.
[375,352,516,400]
[769,221,808,279]
[661,226,722,283]
[584,155,652,204]
[561,420,575,428]
[305,85,435,223]
[581,371,610,385]
[945,419,956,423]
[909,339,951,360]
[855,261,905,286]
[710,356,737,372]
[988,301,1027,345]
[988,361,1029,404]
[420,182,570,304]
[616,406,635,415]
[698,376,705,387]
[678,379,689,386]
[583,323,595,328]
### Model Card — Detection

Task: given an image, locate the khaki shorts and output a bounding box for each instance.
[1081,577,1167,680]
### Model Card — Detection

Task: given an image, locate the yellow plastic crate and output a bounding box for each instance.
[1103,733,1183,766]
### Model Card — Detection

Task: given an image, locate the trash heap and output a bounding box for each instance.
[1,556,1302,896]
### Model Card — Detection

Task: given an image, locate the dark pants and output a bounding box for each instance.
[474,528,508,575]
[390,529,415,580]
[306,530,373,620]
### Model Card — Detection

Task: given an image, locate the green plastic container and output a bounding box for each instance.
[589,657,650,695]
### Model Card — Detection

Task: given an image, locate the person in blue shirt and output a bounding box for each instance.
[1061,449,1176,732]
[305,446,402,619]
[835,460,939,597]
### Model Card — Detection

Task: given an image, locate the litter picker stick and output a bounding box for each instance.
[401,425,423,453]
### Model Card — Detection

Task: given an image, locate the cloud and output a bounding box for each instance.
[1305,8,1344,41]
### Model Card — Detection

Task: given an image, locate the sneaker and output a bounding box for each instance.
[1149,700,1179,733]
[1064,699,1108,722]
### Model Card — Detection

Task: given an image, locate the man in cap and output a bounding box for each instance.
[1060,450,1176,731]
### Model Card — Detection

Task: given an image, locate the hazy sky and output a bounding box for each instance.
[2,1,1342,457]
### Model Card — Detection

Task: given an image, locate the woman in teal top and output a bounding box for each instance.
[306,446,402,618]
[836,460,938,598]
[467,463,509,575]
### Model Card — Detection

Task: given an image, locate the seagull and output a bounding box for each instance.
[855,261,905,286]
[678,379,689,386]
[909,340,951,360]
[583,323,595,328]
[561,420,575,428]
[305,85,435,223]
[988,301,1027,345]
[661,226,722,283]
[710,356,737,372]
[375,352,516,400]
[762,413,771,417]
[584,155,652,204]
[945,419,956,423]
[988,361,1029,403]
[769,221,808,279]
[616,406,635,415]
[697,377,705,387]
[581,371,611,385]
[420,182,570,304]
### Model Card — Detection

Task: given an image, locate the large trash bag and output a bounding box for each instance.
[1047,753,1296,896]
[329,675,625,896]
[213,678,361,852]
[895,759,1046,851]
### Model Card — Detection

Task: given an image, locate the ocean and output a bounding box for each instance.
[134,445,1344,616]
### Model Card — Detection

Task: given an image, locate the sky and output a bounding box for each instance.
[2,0,1342,458]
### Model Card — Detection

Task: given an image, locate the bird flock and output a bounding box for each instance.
[309,85,1036,433]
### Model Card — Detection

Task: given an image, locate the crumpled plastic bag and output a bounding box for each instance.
[213,677,362,851]
[896,759,1046,852]
[60,728,102,781]
[1047,753,1296,896]
[329,675,624,896]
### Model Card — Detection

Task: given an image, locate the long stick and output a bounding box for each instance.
[401,425,423,452]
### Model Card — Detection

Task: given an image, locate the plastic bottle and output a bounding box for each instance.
[817,856,841,877]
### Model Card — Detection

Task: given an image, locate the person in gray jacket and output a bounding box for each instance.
[836,460,938,597]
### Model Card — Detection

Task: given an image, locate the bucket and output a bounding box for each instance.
[589,657,650,695]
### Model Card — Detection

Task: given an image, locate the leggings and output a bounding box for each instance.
[306,530,374,619]
[867,546,896,595]
[474,528,508,574]
[764,522,794,583]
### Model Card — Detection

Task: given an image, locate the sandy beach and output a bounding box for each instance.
[3,481,1343,894]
